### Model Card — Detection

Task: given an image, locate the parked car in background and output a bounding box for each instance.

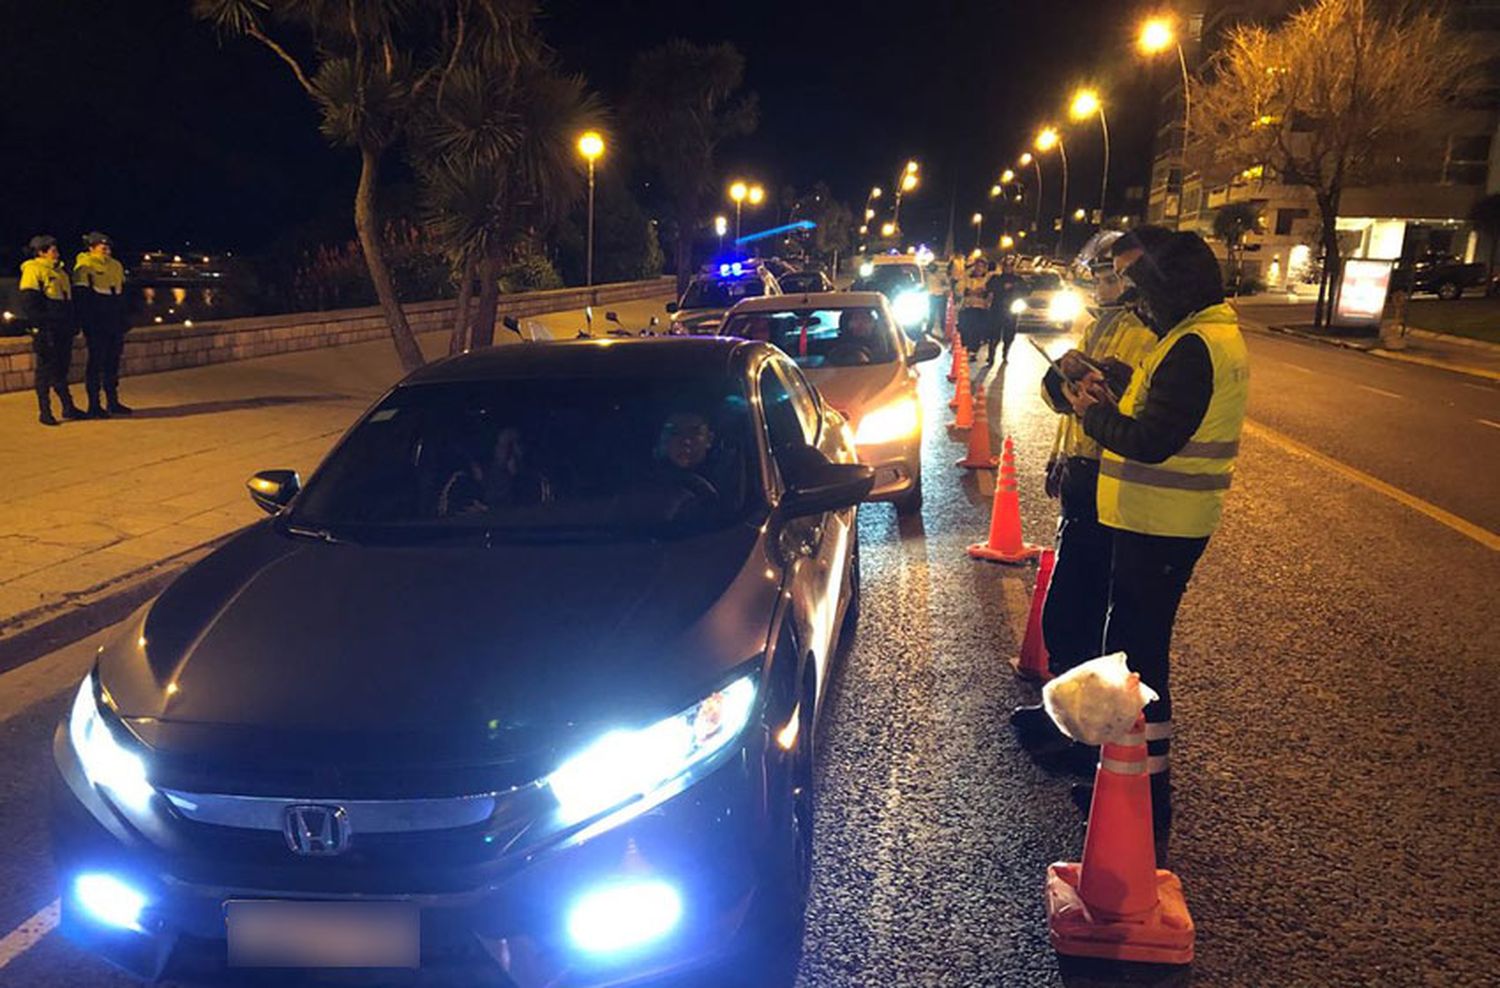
[779,269,835,294]
[1009,271,1086,332]
[720,291,941,515]
[850,255,932,337]
[1402,252,1486,300]
[667,259,782,335]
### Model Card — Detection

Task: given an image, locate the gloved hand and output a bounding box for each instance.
[1045,455,1065,500]
[1058,349,1092,380]
[1097,356,1134,398]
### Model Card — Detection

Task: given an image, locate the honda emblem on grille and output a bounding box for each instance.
[283,804,351,856]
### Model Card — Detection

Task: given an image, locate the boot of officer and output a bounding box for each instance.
[1063,231,1249,853]
[73,232,132,416]
[1011,228,1166,766]
[18,235,83,426]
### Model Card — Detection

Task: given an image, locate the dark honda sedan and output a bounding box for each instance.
[51,338,872,986]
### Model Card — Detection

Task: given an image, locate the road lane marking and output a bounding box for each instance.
[1357,384,1404,399]
[1283,363,1314,374]
[1243,420,1500,551]
[1462,382,1493,392]
[0,900,59,970]
[1480,418,1500,431]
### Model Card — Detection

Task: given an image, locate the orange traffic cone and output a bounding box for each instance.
[1045,716,1195,965]
[951,375,974,430]
[947,341,964,383]
[967,436,1041,564]
[956,391,998,469]
[949,362,964,408]
[1011,547,1055,679]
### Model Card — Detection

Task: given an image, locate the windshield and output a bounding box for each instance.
[291,376,756,540]
[1025,272,1064,292]
[721,308,898,368]
[681,277,765,310]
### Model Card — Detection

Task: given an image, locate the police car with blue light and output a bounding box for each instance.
[665,258,782,335]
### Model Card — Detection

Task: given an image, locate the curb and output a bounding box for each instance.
[0,535,230,677]
[1404,326,1500,354]
[1241,319,1500,382]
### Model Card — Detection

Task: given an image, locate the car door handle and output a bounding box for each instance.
[799,524,823,556]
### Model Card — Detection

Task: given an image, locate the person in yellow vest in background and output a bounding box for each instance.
[18,235,83,426]
[73,232,132,416]
[1065,230,1249,852]
[1010,228,1165,762]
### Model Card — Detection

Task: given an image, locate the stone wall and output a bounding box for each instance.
[0,278,673,395]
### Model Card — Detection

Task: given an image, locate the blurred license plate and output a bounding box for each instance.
[226,900,419,968]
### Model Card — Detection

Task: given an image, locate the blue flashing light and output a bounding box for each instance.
[74,873,147,932]
[567,880,683,954]
[734,219,816,246]
[731,262,743,276]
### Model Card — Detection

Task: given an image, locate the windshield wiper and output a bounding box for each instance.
[284,524,355,545]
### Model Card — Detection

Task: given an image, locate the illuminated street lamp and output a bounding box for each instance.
[1035,126,1069,244]
[1073,208,1087,222]
[865,207,876,220]
[1070,88,1111,226]
[1018,151,1043,234]
[990,184,1002,199]
[714,214,728,251]
[971,211,984,250]
[859,224,869,235]
[1140,16,1192,144]
[729,181,749,239]
[1000,168,1015,184]
[577,130,604,287]
[999,234,1015,250]
[892,160,920,231]
[748,184,765,206]
[880,221,897,239]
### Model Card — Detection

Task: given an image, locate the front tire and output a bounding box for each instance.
[1437,280,1461,300]
[894,473,924,516]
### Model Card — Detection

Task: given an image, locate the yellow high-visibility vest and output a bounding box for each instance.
[19,256,71,301]
[73,251,125,295]
[1050,307,1157,462]
[1097,303,1248,538]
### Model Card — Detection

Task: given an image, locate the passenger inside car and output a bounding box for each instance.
[438,426,552,517]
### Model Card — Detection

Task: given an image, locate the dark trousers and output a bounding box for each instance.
[987,313,1017,362]
[957,307,987,350]
[32,326,77,408]
[1102,527,1208,791]
[1041,458,1113,675]
[83,326,126,402]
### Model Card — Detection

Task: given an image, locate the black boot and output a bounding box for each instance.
[1010,704,1063,744]
[87,393,109,419]
[58,392,86,420]
[38,394,59,427]
[106,393,133,415]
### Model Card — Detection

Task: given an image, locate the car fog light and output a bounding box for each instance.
[74,873,147,933]
[1009,298,1028,315]
[567,881,682,955]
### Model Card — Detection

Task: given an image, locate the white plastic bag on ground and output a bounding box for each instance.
[1041,652,1158,746]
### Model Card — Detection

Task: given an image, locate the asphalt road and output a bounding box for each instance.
[0,324,1497,986]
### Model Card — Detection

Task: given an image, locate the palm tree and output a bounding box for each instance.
[1212,201,1262,292]
[193,0,426,372]
[1469,193,1500,280]
[415,52,601,350]
[626,41,758,297]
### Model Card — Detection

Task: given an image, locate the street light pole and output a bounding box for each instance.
[577,131,604,288]
[1070,89,1111,226]
[1019,152,1043,236]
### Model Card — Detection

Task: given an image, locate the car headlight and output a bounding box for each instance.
[892,291,930,327]
[1048,289,1085,324]
[858,261,875,278]
[1009,298,1028,315]
[854,397,920,446]
[69,674,155,814]
[549,674,757,824]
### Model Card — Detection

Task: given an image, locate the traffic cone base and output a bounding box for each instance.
[1012,547,1055,679]
[968,540,1041,564]
[1045,862,1194,965]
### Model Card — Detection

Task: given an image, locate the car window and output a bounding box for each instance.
[720,307,898,368]
[681,277,766,309]
[759,365,808,472]
[778,361,821,444]
[1026,272,1063,291]
[290,376,756,540]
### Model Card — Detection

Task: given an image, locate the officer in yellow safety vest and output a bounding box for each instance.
[1065,230,1249,848]
[18,235,83,426]
[73,232,132,416]
[1010,228,1165,761]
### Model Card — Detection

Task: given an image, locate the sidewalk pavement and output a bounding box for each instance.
[0,298,670,643]
[1233,298,1500,381]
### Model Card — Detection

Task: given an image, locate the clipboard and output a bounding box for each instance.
[1028,337,1118,405]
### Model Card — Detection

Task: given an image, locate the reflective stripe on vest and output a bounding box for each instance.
[1097,303,1249,538]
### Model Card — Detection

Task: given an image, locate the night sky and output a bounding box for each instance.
[0,0,1169,261]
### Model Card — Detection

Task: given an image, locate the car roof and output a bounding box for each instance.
[869,255,921,266]
[402,337,767,385]
[726,290,890,313]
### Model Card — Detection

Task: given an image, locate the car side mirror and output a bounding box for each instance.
[778,444,875,519]
[665,301,679,313]
[606,310,621,324]
[247,469,300,515]
[908,338,942,364]
[502,315,521,335]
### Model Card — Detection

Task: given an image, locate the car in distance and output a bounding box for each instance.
[720,291,940,515]
[777,269,835,294]
[1009,270,1086,332]
[851,255,933,337]
[666,259,782,335]
[51,338,872,987]
[1401,251,1485,300]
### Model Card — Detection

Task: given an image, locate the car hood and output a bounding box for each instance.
[800,363,908,423]
[98,520,779,782]
[672,308,727,334]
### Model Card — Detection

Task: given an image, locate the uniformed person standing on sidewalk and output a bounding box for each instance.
[72,232,132,416]
[1065,231,1249,847]
[1010,228,1164,758]
[18,235,83,426]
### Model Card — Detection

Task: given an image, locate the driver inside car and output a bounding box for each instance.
[825,308,878,365]
[638,410,722,522]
